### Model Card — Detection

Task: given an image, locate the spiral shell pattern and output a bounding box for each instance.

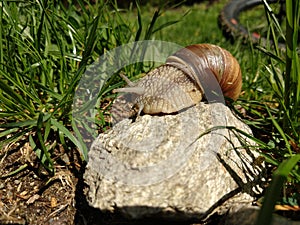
[166,43,242,101]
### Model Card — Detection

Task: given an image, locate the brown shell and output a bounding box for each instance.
[166,44,242,101]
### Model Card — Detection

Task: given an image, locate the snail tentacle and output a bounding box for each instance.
[113,86,145,95]
[119,73,136,87]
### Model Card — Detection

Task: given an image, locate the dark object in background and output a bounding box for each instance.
[218,0,286,47]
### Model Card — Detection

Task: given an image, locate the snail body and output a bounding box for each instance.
[113,44,242,115]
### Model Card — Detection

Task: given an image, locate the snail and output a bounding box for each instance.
[113,43,242,115]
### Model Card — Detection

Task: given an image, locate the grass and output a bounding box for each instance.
[0,0,104,174]
[0,0,299,223]
[253,0,300,224]
[0,0,180,168]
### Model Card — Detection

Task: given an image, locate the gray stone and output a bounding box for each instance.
[84,102,265,220]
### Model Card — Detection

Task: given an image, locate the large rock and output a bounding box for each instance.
[84,102,265,220]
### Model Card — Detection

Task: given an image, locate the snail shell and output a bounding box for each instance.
[113,43,242,115]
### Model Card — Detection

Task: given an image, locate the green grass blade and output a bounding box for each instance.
[144,9,160,40]
[51,118,87,160]
[0,79,35,115]
[134,0,143,42]
[197,125,271,150]
[152,19,182,34]
[255,154,300,225]
[0,4,3,70]
[71,120,89,161]
[0,127,19,138]
[1,129,30,148]
[151,7,188,35]
[36,112,54,174]
[285,0,300,134]
[0,164,28,179]
[265,106,292,155]
[0,119,37,128]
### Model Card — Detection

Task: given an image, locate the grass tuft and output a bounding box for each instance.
[251,0,300,224]
[0,0,186,172]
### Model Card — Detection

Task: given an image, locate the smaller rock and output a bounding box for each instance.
[219,205,300,225]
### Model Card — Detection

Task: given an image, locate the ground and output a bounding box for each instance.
[0,140,78,225]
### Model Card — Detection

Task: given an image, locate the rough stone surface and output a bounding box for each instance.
[84,102,265,220]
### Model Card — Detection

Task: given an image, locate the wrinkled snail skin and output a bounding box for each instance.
[114,65,203,114]
[113,43,242,115]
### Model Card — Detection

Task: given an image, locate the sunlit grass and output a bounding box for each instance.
[0,0,181,172]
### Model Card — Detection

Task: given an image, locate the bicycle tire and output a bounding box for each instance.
[219,0,282,45]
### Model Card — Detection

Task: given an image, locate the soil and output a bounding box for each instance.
[0,137,208,225]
